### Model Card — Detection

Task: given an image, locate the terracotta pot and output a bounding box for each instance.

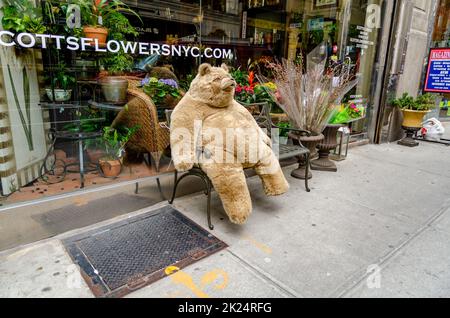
[401,109,430,128]
[99,159,121,177]
[83,26,108,45]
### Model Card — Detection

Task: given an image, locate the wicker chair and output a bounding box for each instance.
[111,79,171,195]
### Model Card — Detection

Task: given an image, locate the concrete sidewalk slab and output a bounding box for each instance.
[127,251,294,298]
[0,142,449,298]
[0,240,92,298]
[346,226,450,298]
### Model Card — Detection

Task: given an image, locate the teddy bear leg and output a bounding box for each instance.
[255,154,289,196]
[202,164,252,225]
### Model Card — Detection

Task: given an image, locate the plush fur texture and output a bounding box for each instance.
[170,63,289,224]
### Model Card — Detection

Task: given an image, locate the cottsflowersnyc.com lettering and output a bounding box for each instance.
[0,31,234,60]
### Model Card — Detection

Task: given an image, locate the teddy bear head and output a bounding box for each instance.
[188,63,236,108]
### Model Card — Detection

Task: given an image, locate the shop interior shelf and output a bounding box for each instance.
[88,100,127,112]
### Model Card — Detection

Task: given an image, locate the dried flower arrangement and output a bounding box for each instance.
[259,43,358,135]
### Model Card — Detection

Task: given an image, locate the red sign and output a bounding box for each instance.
[424,48,450,93]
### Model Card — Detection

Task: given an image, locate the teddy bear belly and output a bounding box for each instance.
[200,133,272,166]
[199,113,272,165]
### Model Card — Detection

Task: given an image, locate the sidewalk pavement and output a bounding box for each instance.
[1,139,450,298]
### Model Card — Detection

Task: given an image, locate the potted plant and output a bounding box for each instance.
[1,0,47,45]
[96,4,142,105]
[46,64,76,102]
[259,44,358,179]
[392,93,436,147]
[99,125,140,178]
[72,0,141,45]
[392,93,435,129]
[97,51,136,104]
[142,77,182,109]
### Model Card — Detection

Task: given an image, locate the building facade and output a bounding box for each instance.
[0,0,444,207]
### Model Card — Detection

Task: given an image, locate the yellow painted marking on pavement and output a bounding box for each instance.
[165,266,210,298]
[200,269,228,290]
[243,235,272,254]
[165,266,229,298]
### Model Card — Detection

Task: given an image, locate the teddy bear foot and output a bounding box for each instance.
[229,214,249,225]
[259,173,289,196]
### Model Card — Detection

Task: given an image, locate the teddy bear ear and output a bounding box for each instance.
[221,63,229,72]
[198,63,212,76]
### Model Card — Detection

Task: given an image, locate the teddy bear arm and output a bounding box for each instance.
[254,151,289,196]
[170,108,203,172]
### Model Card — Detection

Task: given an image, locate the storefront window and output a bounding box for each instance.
[0,0,385,209]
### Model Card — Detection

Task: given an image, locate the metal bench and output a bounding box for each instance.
[165,103,311,230]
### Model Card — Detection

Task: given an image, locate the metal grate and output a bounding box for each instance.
[63,205,227,298]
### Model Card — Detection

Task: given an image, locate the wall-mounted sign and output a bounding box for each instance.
[349,25,374,49]
[307,18,324,31]
[424,48,450,93]
[0,31,234,60]
[242,11,247,39]
[314,0,339,10]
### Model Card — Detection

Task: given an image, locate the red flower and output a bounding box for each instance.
[235,85,243,93]
[244,86,254,94]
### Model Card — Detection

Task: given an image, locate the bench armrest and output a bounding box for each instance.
[271,124,312,137]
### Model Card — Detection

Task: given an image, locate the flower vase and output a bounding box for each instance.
[288,132,324,180]
[311,124,344,172]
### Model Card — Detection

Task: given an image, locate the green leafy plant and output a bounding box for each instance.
[230,68,249,86]
[71,0,141,27]
[101,125,140,160]
[1,0,47,34]
[391,93,435,111]
[63,109,104,134]
[415,93,436,110]
[100,51,134,74]
[179,74,195,92]
[103,10,139,41]
[142,77,181,106]
[277,122,291,138]
[47,63,76,90]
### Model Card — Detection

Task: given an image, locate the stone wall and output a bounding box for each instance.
[396,0,436,97]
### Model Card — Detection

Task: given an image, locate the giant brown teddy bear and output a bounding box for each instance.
[170,63,289,224]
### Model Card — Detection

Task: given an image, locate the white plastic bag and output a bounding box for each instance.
[421,118,445,141]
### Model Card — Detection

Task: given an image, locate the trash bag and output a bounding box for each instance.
[420,118,445,141]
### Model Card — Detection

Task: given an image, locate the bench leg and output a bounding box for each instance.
[305,152,311,193]
[168,170,214,230]
[206,179,214,230]
[169,171,179,204]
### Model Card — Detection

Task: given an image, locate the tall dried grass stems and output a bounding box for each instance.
[259,57,358,135]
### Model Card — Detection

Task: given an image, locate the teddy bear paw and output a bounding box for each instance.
[175,162,194,172]
[229,214,249,225]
